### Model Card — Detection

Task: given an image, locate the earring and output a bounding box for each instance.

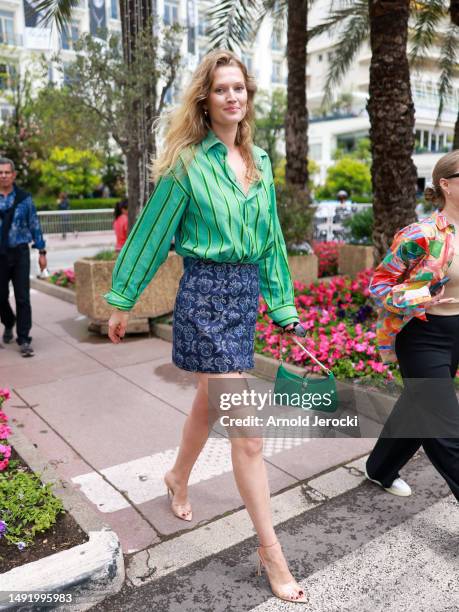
[447,191,451,196]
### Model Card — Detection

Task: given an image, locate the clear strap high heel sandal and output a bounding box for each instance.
[164,475,193,522]
[256,540,307,604]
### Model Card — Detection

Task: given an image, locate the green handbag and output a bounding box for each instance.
[274,334,338,413]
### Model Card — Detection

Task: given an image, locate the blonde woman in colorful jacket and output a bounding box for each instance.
[105,51,307,603]
[366,149,459,501]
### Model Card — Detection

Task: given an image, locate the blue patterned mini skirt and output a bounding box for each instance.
[172,257,260,373]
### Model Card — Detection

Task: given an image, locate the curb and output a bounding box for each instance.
[0,427,125,611]
[30,278,76,305]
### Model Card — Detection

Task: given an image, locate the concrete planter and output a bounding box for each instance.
[74,251,183,330]
[338,244,374,276]
[288,253,318,284]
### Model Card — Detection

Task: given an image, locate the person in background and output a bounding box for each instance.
[113,199,128,252]
[336,189,350,205]
[0,157,47,357]
[57,191,70,239]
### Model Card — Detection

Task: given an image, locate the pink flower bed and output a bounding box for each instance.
[256,269,395,381]
[312,241,344,278]
[0,388,12,471]
[49,269,75,288]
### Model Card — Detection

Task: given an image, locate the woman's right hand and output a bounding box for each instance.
[108,309,130,344]
[427,285,459,306]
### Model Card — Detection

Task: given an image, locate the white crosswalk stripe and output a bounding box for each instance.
[72,437,311,512]
[249,496,458,612]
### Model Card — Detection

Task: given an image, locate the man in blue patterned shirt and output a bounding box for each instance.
[0,157,48,357]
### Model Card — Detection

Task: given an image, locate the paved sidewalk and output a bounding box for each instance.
[45,231,115,251]
[1,289,374,556]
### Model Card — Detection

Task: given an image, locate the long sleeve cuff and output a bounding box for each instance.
[104,289,134,311]
[267,304,299,326]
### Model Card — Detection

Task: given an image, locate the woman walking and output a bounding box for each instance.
[366,150,459,501]
[105,50,307,603]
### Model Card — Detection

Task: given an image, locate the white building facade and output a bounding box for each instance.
[0,0,456,190]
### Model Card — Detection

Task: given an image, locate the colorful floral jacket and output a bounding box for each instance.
[369,211,455,363]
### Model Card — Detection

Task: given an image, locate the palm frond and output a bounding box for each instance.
[409,0,447,69]
[435,22,459,125]
[308,0,367,40]
[31,0,78,33]
[206,0,266,52]
[321,5,369,106]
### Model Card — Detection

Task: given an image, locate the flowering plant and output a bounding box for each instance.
[49,268,76,287]
[313,241,344,277]
[256,269,397,381]
[0,389,12,471]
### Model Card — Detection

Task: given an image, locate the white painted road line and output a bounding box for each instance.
[72,437,311,513]
[250,496,458,612]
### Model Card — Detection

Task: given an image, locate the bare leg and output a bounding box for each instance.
[210,372,306,602]
[164,375,214,518]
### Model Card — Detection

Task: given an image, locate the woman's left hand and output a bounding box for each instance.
[284,323,295,332]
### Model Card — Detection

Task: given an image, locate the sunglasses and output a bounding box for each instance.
[445,172,459,179]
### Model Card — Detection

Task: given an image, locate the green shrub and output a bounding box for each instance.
[343,207,374,245]
[0,469,65,546]
[91,250,117,261]
[316,156,372,200]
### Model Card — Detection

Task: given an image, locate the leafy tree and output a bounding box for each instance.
[316,157,372,200]
[31,147,103,197]
[49,25,182,226]
[37,4,183,226]
[29,83,107,154]
[0,63,43,191]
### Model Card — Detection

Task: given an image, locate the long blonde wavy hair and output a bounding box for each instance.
[150,50,260,184]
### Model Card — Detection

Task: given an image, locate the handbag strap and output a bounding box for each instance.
[279,333,332,376]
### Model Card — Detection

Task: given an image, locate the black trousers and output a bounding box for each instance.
[0,244,32,345]
[366,313,459,501]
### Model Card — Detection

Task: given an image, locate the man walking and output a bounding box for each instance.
[0,157,47,357]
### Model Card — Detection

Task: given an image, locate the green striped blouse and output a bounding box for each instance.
[104,130,299,326]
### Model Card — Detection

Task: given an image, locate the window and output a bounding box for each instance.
[0,63,17,91]
[271,60,282,83]
[327,51,333,61]
[271,25,283,50]
[164,2,179,25]
[318,54,323,62]
[0,11,15,46]
[61,21,80,50]
[241,52,253,74]
[111,0,119,20]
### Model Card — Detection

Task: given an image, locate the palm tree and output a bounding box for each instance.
[309,0,459,259]
[367,0,417,261]
[207,0,309,191]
